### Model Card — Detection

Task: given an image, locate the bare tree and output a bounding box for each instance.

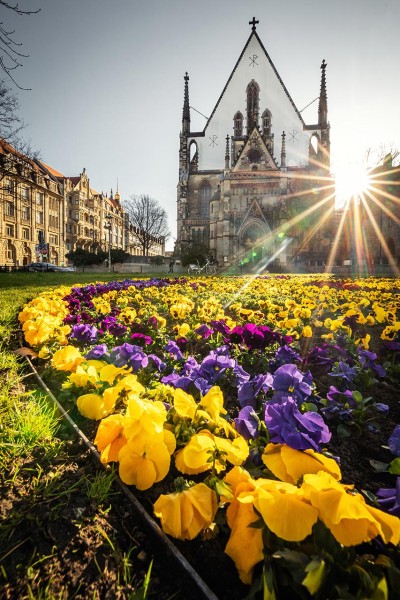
[0,77,20,135]
[0,1,40,88]
[123,194,170,256]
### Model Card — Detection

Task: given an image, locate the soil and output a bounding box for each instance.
[2,345,400,599]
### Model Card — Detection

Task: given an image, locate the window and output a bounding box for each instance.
[66,224,72,233]
[22,206,30,221]
[247,80,259,133]
[7,240,15,262]
[69,195,73,204]
[199,183,211,217]
[36,212,43,225]
[75,198,79,205]
[74,210,79,220]
[6,224,14,236]
[234,111,243,137]
[22,187,30,200]
[262,109,272,137]
[5,179,15,194]
[49,234,58,245]
[5,201,15,216]
[36,191,44,205]
[22,228,30,240]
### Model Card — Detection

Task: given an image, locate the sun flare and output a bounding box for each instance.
[334,163,371,207]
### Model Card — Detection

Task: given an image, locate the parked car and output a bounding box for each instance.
[27,262,75,272]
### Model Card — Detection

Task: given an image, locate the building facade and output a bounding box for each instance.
[0,140,65,266]
[0,142,165,267]
[176,19,334,270]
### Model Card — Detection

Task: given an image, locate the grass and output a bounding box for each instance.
[0,271,179,599]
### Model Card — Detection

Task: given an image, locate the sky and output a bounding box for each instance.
[4,0,400,249]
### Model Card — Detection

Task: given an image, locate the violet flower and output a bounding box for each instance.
[194,324,214,339]
[376,478,400,516]
[85,344,109,360]
[388,425,400,457]
[357,349,386,379]
[238,373,273,408]
[264,397,331,452]
[235,406,260,440]
[109,343,148,372]
[328,361,358,385]
[131,332,153,346]
[70,324,98,345]
[271,363,313,404]
[165,340,184,361]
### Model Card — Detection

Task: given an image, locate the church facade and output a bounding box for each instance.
[176,18,335,271]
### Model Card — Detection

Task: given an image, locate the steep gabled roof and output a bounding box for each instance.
[39,161,65,179]
[203,29,305,133]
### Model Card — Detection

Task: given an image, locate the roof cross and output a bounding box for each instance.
[249,17,259,31]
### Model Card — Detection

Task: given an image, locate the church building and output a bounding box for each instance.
[176,18,335,271]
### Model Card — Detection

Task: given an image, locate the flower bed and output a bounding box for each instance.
[19,274,400,599]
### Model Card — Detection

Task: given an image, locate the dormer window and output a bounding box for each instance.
[234,111,243,137]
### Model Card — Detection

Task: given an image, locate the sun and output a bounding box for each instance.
[334,162,371,207]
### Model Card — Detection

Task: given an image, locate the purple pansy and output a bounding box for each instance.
[194,324,214,339]
[131,333,153,346]
[165,340,184,361]
[357,349,386,379]
[235,406,260,440]
[328,360,358,385]
[376,478,400,517]
[264,397,331,452]
[70,324,98,345]
[388,425,400,457]
[85,344,109,360]
[238,373,273,408]
[109,343,148,372]
[271,363,313,404]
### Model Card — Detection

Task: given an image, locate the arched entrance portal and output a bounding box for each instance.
[239,220,273,267]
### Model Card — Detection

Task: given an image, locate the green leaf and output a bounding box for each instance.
[337,424,352,438]
[302,558,326,595]
[389,458,400,475]
[352,390,363,403]
[369,460,389,472]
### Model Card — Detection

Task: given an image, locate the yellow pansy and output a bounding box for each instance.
[302,325,313,338]
[67,364,100,388]
[224,476,263,584]
[51,345,84,372]
[118,435,171,490]
[173,388,198,420]
[94,413,127,463]
[199,386,227,422]
[175,430,248,475]
[253,481,319,542]
[262,443,341,484]
[154,482,218,540]
[76,391,117,420]
[301,472,400,547]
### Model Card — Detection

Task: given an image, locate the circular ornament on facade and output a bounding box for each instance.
[248,148,261,163]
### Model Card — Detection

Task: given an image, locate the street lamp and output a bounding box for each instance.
[104,214,112,273]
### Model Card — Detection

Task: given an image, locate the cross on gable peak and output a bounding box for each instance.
[249,17,259,31]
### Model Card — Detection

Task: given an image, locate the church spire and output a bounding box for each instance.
[225,135,230,169]
[281,131,286,168]
[318,59,328,126]
[182,72,191,135]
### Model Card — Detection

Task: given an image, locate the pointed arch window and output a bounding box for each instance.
[247,80,259,133]
[234,111,243,137]
[199,182,211,218]
[262,109,272,137]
